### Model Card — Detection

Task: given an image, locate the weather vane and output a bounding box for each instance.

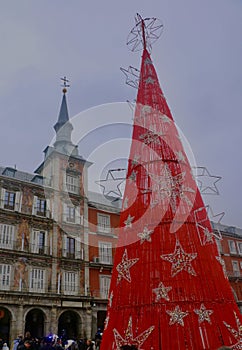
[60,76,70,93]
[126,13,164,52]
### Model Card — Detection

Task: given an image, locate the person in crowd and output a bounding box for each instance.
[2,343,9,350]
[17,340,33,350]
[84,340,94,350]
[12,335,23,350]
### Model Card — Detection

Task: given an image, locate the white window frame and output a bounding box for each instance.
[63,234,81,259]
[99,242,112,264]
[63,271,78,295]
[29,268,45,293]
[0,224,15,249]
[31,230,48,254]
[228,240,237,254]
[232,260,240,277]
[0,188,22,212]
[63,204,82,224]
[65,174,79,194]
[237,241,242,255]
[32,196,50,218]
[97,213,111,233]
[0,264,11,290]
[100,275,111,299]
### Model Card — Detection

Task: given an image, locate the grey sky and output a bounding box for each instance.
[0,0,241,227]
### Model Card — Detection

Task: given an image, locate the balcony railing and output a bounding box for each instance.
[0,239,50,255]
[91,255,113,265]
[227,271,242,278]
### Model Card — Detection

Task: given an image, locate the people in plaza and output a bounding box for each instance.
[12,335,23,350]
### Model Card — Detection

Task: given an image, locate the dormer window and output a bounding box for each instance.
[3,167,16,178]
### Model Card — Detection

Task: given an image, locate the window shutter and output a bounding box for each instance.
[76,206,81,224]
[31,230,39,253]
[63,234,67,257]
[46,199,51,218]
[15,191,22,212]
[0,188,6,209]
[63,203,67,222]
[32,196,37,215]
[75,237,81,259]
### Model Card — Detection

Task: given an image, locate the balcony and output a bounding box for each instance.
[91,256,113,265]
[227,271,242,279]
[0,239,50,255]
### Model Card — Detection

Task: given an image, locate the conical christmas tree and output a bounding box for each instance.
[100,15,242,350]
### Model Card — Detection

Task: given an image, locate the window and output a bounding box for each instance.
[99,242,112,264]
[29,268,45,293]
[228,240,237,254]
[216,239,223,254]
[66,174,79,194]
[63,272,78,294]
[31,230,48,254]
[237,242,242,255]
[232,261,240,277]
[66,206,75,223]
[0,264,11,290]
[98,213,111,233]
[0,224,15,249]
[0,189,21,211]
[63,271,78,295]
[100,275,111,299]
[32,196,49,217]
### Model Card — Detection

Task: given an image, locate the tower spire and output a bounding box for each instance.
[53,77,78,156]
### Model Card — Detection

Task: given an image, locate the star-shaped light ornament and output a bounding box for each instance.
[145,76,155,85]
[124,214,135,229]
[161,239,197,277]
[108,290,114,307]
[149,164,195,213]
[216,256,228,279]
[120,66,140,89]
[194,304,213,324]
[96,169,125,197]
[137,226,154,244]
[113,316,155,350]
[166,305,189,326]
[175,151,186,164]
[193,166,222,195]
[223,312,242,349]
[153,281,172,302]
[123,197,129,209]
[116,249,139,284]
[194,206,224,244]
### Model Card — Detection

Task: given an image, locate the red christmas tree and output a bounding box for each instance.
[100,15,242,350]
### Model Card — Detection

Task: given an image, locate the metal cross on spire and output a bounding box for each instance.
[60,76,70,93]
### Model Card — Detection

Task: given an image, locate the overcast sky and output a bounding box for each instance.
[0,0,241,228]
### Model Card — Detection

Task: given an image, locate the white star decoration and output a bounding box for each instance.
[194,304,213,324]
[116,249,139,284]
[145,76,155,84]
[216,256,228,279]
[193,166,222,195]
[149,164,195,212]
[161,239,197,277]
[123,197,129,209]
[223,311,242,349]
[137,226,154,244]
[108,290,114,307]
[124,214,135,229]
[96,170,124,197]
[166,305,189,326]
[153,282,172,302]
[113,316,155,349]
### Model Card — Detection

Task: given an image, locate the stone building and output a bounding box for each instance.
[0,87,114,344]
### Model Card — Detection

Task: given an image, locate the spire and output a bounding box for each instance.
[54,90,71,133]
[53,77,78,156]
[100,15,242,350]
